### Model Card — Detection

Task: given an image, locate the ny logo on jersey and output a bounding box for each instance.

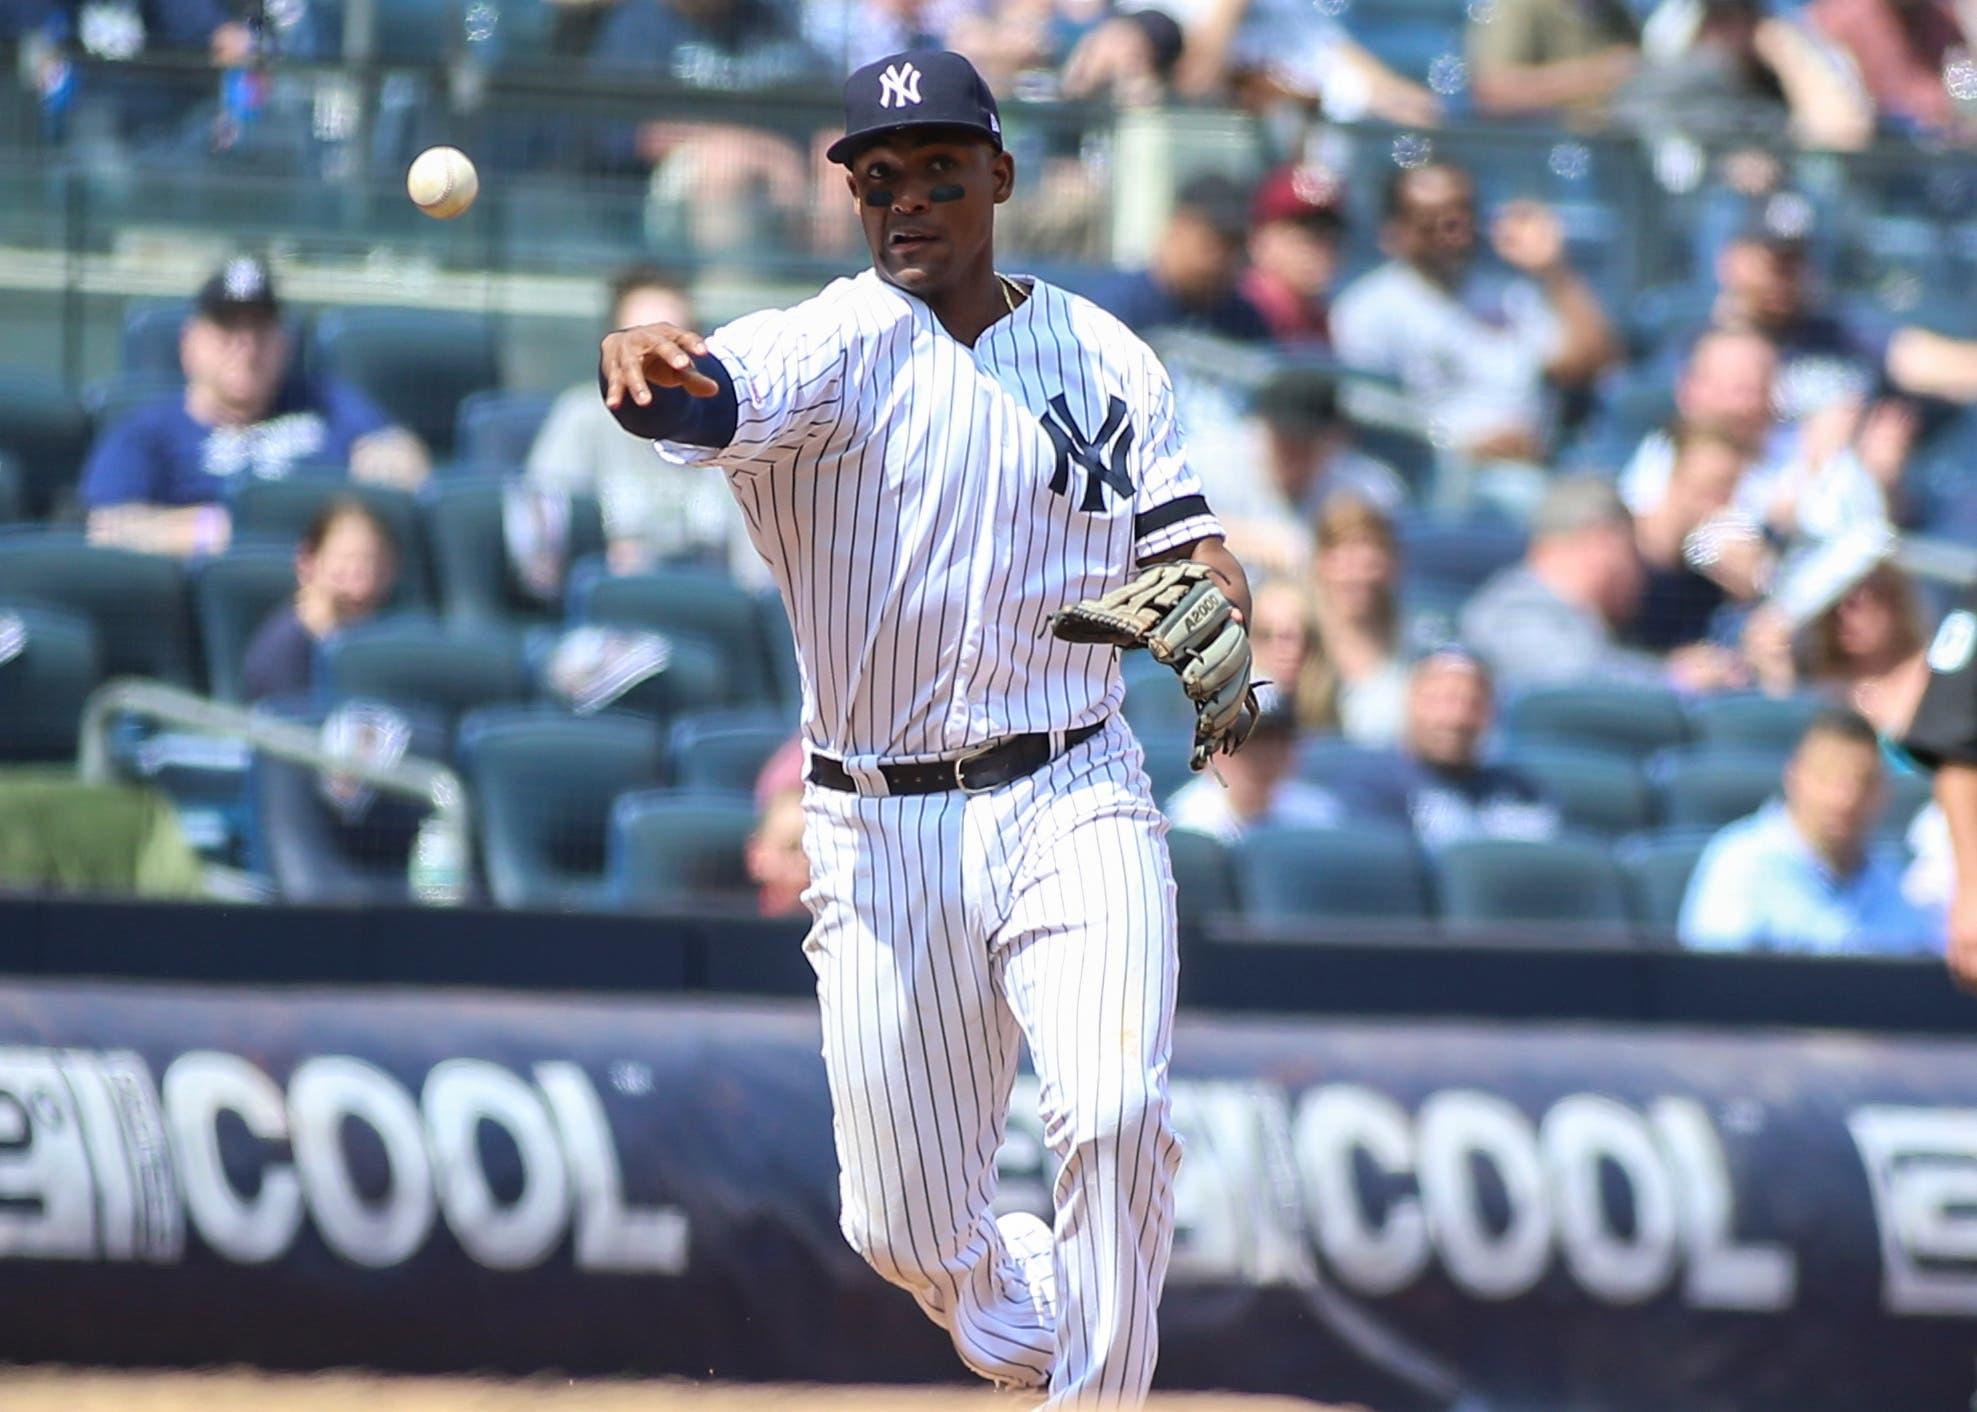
[1042,393,1136,512]
[878,62,922,109]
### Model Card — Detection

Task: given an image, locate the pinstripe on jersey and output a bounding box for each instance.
[658,269,1222,769]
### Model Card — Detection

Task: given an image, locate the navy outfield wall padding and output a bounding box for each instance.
[0,978,1973,1410]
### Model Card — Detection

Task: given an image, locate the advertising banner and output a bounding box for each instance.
[0,978,1970,1410]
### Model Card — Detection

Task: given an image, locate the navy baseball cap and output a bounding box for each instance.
[826,48,1003,166]
[195,255,280,326]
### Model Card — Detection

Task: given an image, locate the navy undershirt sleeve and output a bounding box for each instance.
[597,350,739,449]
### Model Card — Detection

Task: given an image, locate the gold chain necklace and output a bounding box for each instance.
[997,273,1023,313]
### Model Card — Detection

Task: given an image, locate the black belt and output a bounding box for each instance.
[808,721,1105,796]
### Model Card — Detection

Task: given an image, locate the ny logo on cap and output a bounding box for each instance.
[224,258,266,299]
[878,61,922,109]
[1042,393,1135,512]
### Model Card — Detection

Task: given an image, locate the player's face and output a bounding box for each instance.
[846,132,1015,298]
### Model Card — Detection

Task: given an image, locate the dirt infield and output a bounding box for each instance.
[0,1369,1351,1411]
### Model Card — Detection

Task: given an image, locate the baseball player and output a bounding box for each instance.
[599,49,1256,1406]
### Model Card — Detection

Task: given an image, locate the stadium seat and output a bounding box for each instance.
[1885,767,1933,835]
[0,368,92,520]
[1686,693,1822,760]
[664,709,792,793]
[607,789,758,911]
[82,375,186,434]
[425,476,607,628]
[1122,652,1195,735]
[321,618,530,724]
[1435,836,1632,935]
[1137,728,1196,807]
[460,709,663,910]
[311,308,501,460]
[1398,513,1527,598]
[0,604,100,760]
[119,299,193,379]
[1503,745,1653,836]
[1617,830,1713,938]
[1651,748,1783,830]
[756,589,802,711]
[1236,825,1435,924]
[228,476,434,611]
[1294,735,1385,788]
[1166,826,1239,930]
[575,564,783,708]
[194,546,299,703]
[0,451,20,523]
[1504,684,1691,761]
[0,534,199,687]
[249,701,454,905]
[455,389,556,469]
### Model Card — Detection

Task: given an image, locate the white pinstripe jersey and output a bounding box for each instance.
[658,269,1224,769]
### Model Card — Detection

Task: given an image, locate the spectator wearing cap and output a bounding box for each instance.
[1331,162,1618,469]
[1679,707,1942,954]
[80,259,429,559]
[1109,174,1272,344]
[802,0,974,72]
[1163,706,1341,844]
[1329,650,1560,850]
[1460,474,1746,690]
[529,266,752,577]
[1202,368,1406,578]
[1466,0,1639,117]
[1241,163,1346,348]
[240,497,399,703]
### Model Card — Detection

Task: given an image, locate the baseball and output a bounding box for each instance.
[407,146,478,220]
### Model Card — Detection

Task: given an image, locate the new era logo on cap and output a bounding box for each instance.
[827,48,1003,165]
[878,61,922,109]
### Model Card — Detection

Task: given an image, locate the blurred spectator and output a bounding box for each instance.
[80,259,428,559]
[747,786,810,916]
[1241,163,1347,347]
[1166,0,1440,124]
[1461,474,1745,689]
[1112,175,1272,343]
[533,267,748,575]
[1164,706,1341,842]
[546,0,622,57]
[1329,649,1561,848]
[1248,577,1325,724]
[1618,0,1872,148]
[1807,0,1975,137]
[1467,0,1639,117]
[240,498,399,703]
[1714,226,1977,412]
[1332,163,1619,467]
[1679,706,1943,953]
[1208,368,1406,577]
[1308,495,1410,744]
[1630,420,1771,651]
[589,0,823,250]
[1060,8,1187,105]
[803,0,975,71]
[1622,325,1902,540]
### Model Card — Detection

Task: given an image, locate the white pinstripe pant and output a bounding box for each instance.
[801,719,1181,1407]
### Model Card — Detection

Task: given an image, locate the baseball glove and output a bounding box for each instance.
[1048,561,1260,771]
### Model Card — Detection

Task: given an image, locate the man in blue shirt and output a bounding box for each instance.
[80,257,428,557]
[1328,648,1562,849]
[1680,707,1944,955]
[1106,174,1273,345]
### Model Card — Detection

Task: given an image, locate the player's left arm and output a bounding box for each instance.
[1144,535,1251,624]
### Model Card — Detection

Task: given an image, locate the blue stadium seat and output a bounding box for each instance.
[1137,728,1197,808]
[194,545,299,704]
[0,603,100,761]
[1123,652,1195,736]
[1503,744,1653,836]
[119,299,194,379]
[607,789,759,911]
[425,476,607,628]
[0,368,92,520]
[664,708,792,794]
[756,589,802,711]
[1236,825,1434,924]
[0,533,199,687]
[321,618,530,724]
[1885,768,1933,836]
[228,476,434,611]
[461,708,663,910]
[455,389,556,469]
[574,564,783,708]
[1651,748,1783,831]
[0,451,19,523]
[1686,693,1822,760]
[1617,829,1713,938]
[1398,513,1527,599]
[1166,826,1238,930]
[312,308,501,460]
[1294,735,1385,789]
[1504,684,1691,760]
[249,701,454,905]
[1435,836,1632,935]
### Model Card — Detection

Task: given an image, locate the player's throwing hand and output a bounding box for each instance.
[600,322,720,407]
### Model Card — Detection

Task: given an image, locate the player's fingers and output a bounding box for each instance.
[679,329,709,357]
[621,343,652,407]
[681,365,721,398]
